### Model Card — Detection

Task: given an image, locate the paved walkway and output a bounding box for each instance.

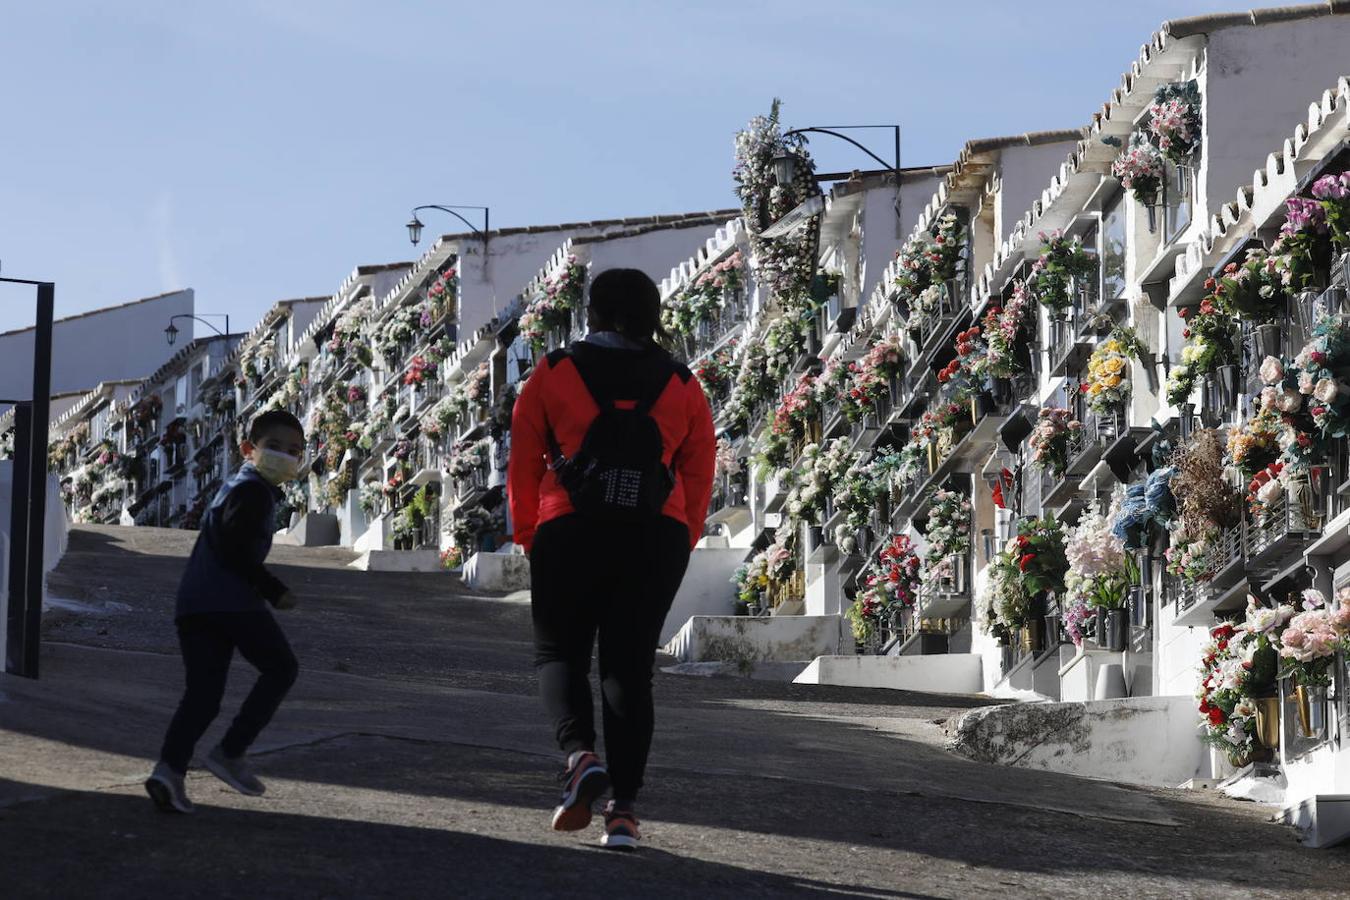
[1,526,1346,897]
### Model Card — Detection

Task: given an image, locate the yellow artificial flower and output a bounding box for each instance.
[1104,374,1123,388]
[1102,357,1125,375]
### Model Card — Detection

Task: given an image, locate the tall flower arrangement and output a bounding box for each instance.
[831,450,888,551]
[519,254,587,351]
[893,214,966,330]
[663,251,747,336]
[1062,499,1133,645]
[1143,80,1202,165]
[1311,172,1350,250]
[426,266,458,320]
[724,342,774,434]
[785,438,852,521]
[1084,338,1131,415]
[1029,407,1081,477]
[1164,295,1239,405]
[760,372,819,470]
[1111,132,1165,206]
[981,517,1067,638]
[1270,196,1333,292]
[1206,248,1282,324]
[972,281,1033,380]
[734,100,821,305]
[921,488,971,582]
[1029,231,1096,313]
[694,339,740,406]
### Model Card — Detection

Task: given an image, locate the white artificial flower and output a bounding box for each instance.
[1256,478,1283,505]
[1315,378,1340,404]
[1259,356,1284,386]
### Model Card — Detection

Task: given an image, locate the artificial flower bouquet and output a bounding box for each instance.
[1029,231,1096,314]
[1029,407,1082,477]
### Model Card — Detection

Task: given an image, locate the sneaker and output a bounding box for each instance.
[600,801,640,851]
[144,762,194,814]
[550,751,610,832]
[204,745,266,797]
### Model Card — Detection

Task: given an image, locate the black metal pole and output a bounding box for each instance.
[6,403,31,674]
[21,282,54,678]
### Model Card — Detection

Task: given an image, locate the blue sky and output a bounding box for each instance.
[0,0,1239,334]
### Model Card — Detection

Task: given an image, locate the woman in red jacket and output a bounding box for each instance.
[508,267,716,850]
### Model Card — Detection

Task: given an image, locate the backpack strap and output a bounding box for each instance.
[561,348,615,412]
[633,364,674,416]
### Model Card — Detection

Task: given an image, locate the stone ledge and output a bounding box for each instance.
[946,695,1206,788]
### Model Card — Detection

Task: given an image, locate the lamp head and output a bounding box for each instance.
[407,215,424,246]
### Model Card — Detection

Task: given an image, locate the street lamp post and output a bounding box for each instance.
[0,274,54,679]
[406,205,490,247]
[164,313,231,347]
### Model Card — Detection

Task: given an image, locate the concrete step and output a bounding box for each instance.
[794,654,982,694]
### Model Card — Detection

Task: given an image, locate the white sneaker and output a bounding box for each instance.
[204,745,266,796]
[145,762,194,814]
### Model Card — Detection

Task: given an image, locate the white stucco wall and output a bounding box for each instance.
[662,547,745,645]
[585,223,735,294]
[995,140,1080,246]
[1204,17,1350,224]
[1156,603,1210,699]
[455,219,734,339]
[0,289,193,405]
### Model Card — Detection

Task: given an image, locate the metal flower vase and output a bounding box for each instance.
[1317,287,1348,322]
[1254,324,1282,360]
[1254,697,1280,751]
[1142,355,1161,395]
[1296,684,1328,740]
[1215,364,1238,410]
[1105,609,1129,652]
[1019,625,1043,656]
[1049,315,1068,358]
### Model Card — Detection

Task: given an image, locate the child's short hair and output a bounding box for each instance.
[248,409,305,444]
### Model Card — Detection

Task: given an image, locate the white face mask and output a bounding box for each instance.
[253,448,301,485]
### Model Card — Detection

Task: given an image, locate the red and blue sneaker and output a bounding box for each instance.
[600,800,640,851]
[551,751,611,832]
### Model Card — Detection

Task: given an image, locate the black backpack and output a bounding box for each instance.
[546,349,676,521]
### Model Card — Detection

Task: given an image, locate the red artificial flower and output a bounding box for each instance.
[1016,534,1029,548]
[1204,278,1216,291]
[1178,307,1191,320]
[992,481,1005,509]
[1313,406,1328,417]
[1018,553,1036,572]
[1208,708,1225,726]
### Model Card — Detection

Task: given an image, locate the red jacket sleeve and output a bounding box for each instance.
[507,363,551,553]
[673,377,717,550]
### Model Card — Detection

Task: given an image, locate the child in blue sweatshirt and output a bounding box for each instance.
[145,409,305,813]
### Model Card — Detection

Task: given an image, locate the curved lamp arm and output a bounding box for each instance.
[165,313,230,347]
[783,128,895,173]
[408,205,491,246]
